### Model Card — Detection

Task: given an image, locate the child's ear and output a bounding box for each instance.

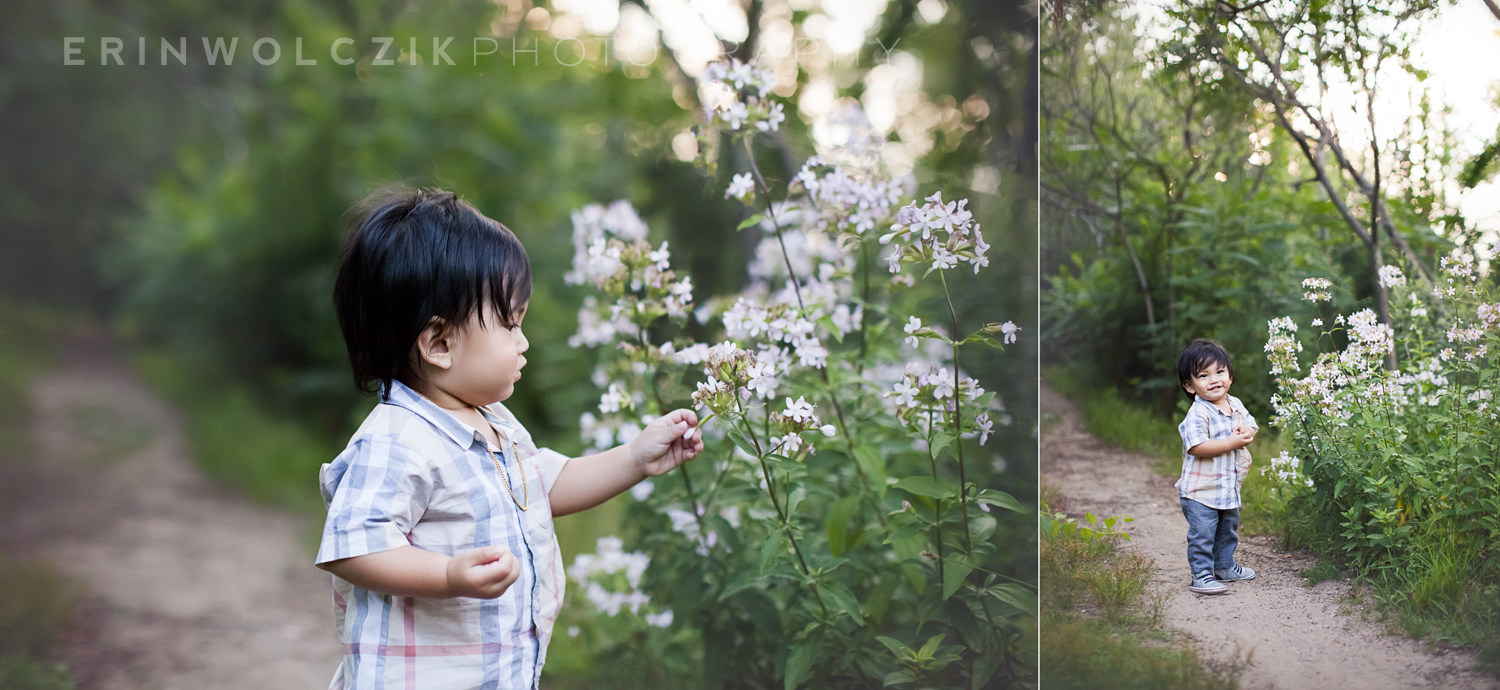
[416,317,455,370]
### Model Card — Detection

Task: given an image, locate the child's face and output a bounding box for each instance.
[1183,361,1232,403]
[439,301,530,406]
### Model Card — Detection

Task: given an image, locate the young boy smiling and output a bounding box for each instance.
[1175,338,1258,594]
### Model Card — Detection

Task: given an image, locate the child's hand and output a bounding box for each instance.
[445,546,520,599]
[1232,425,1256,450]
[629,409,705,477]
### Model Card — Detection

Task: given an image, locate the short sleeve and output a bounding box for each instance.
[1179,407,1211,454]
[315,436,433,564]
[532,448,571,495]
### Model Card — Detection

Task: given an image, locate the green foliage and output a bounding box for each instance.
[0,554,80,690]
[1261,262,1500,666]
[1042,0,1456,425]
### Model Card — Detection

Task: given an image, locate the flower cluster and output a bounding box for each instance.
[690,343,780,414]
[1302,277,1332,302]
[569,536,670,626]
[1261,451,1313,488]
[1378,265,1406,289]
[566,201,695,346]
[700,59,783,133]
[880,192,990,275]
[666,504,739,557]
[720,299,830,369]
[765,396,836,457]
[1265,316,1302,376]
[1436,256,1478,298]
[793,157,907,235]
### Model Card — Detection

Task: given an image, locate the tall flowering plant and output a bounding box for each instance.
[1264,259,1500,569]
[557,59,1030,689]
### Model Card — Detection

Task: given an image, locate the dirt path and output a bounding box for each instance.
[1041,383,1498,690]
[0,335,341,689]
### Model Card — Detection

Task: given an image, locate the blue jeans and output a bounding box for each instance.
[1180,497,1239,576]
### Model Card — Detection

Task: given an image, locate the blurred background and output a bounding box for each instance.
[0,0,1037,687]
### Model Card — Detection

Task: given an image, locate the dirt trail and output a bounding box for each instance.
[0,335,341,689]
[1041,383,1498,690]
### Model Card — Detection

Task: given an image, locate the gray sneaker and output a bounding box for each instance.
[1190,570,1227,594]
[1214,565,1256,582]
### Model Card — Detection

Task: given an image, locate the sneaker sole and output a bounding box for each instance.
[1189,585,1228,594]
[1216,573,1256,582]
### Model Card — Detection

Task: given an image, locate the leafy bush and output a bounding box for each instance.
[552,61,1031,689]
[1263,261,1500,662]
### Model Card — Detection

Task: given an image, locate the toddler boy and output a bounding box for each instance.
[1175,338,1257,594]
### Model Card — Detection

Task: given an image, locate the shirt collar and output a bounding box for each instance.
[383,379,517,451]
[1193,394,1236,417]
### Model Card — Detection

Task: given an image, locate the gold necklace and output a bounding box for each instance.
[409,388,529,511]
[484,425,530,512]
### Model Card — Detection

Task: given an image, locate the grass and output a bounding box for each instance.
[1041,516,1245,690]
[134,350,336,521]
[0,302,80,689]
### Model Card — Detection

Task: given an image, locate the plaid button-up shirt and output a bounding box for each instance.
[316,380,570,690]
[1175,394,1257,510]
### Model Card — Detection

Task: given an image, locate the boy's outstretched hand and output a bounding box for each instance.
[446,545,520,599]
[629,408,704,477]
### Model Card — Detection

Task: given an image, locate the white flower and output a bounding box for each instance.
[599,383,629,414]
[783,396,816,423]
[630,480,653,501]
[1378,265,1406,288]
[891,378,918,408]
[886,246,904,274]
[931,245,959,270]
[1000,321,1019,344]
[932,367,954,399]
[645,610,674,628]
[820,424,836,437]
[755,101,785,132]
[745,360,778,399]
[771,433,803,455]
[976,413,993,445]
[724,101,749,130]
[1410,305,1426,318]
[904,316,923,347]
[726,173,755,199]
[1311,318,1323,327]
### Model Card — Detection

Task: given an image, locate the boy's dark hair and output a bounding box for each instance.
[334,186,532,398]
[1177,338,1233,398]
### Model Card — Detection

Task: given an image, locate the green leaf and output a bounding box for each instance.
[971,514,997,544]
[942,557,976,600]
[825,495,860,558]
[977,491,1024,512]
[854,446,887,497]
[876,636,913,657]
[817,316,846,343]
[784,641,815,690]
[895,476,957,500]
[917,634,946,659]
[820,580,864,622]
[787,486,807,518]
[737,213,765,230]
[760,533,785,574]
[971,647,1005,689]
[989,583,1038,617]
[884,671,916,687]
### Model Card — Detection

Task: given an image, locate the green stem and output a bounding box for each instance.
[742,135,885,525]
[938,268,975,555]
